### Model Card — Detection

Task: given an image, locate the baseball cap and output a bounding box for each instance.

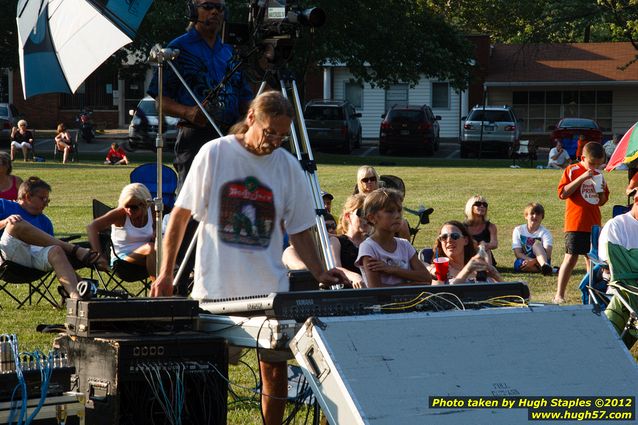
[321,190,334,200]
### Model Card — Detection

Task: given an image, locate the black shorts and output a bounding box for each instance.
[564,231,591,255]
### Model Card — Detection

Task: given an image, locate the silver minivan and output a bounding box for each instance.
[460,105,522,158]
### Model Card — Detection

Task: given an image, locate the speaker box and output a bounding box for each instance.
[56,333,228,425]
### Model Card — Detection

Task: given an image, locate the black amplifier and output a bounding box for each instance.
[65,297,199,337]
[55,333,228,425]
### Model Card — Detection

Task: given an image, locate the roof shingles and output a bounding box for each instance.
[487,42,638,83]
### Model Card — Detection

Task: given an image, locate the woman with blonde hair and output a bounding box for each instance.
[464,194,499,265]
[0,152,23,200]
[354,165,380,194]
[54,123,73,164]
[330,193,368,287]
[87,183,155,278]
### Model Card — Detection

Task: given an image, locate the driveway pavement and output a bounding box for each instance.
[350,138,551,165]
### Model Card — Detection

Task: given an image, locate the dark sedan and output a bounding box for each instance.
[379,105,441,155]
[549,118,603,157]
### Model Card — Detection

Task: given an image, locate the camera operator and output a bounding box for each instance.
[147,0,253,186]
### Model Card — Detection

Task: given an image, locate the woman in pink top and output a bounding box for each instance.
[0,151,22,200]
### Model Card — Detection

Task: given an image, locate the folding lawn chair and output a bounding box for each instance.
[130,163,178,212]
[509,140,537,168]
[0,257,58,308]
[0,233,84,309]
[578,225,610,306]
[604,243,638,349]
[91,199,150,297]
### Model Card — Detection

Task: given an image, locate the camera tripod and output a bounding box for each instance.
[256,68,337,276]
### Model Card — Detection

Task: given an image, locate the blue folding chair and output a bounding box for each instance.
[579,225,609,305]
[562,136,579,159]
[130,163,178,212]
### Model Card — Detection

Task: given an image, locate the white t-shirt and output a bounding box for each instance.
[511,224,553,257]
[598,211,638,262]
[355,237,416,287]
[176,135,316,300]
[547,147,571,167]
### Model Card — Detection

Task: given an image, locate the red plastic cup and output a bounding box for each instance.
[433,257,449,281]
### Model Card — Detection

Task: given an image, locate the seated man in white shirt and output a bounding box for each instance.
[598,190,638,347]
[547,141,571,169]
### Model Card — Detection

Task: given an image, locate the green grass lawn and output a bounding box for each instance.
[1,152,635,424]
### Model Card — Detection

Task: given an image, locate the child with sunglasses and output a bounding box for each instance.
[428,220,502,284]
[355,188,431,287]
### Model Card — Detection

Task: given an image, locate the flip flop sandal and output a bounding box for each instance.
[71,245,101,267]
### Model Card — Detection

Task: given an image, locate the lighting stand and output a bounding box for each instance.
[148,45,224,279]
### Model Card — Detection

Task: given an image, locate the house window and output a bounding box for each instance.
[345,81,363,108]
[385,84,408,112]
[512,90,613,133]
[432,82,449,109]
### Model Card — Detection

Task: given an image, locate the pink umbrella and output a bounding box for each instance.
[606,123,638,171]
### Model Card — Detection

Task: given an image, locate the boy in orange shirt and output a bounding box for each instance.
[554,142,609,303]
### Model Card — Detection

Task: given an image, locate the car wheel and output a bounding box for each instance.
[355,131,362,148]
[379,144,388,155]
[435,134,440,151]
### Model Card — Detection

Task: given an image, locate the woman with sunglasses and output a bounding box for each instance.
[429,220,502,284]
[464,194,499,266]
[355,165,411,240]
[86,183,154,277]
[355,165,380,194]
[0,152,23,201]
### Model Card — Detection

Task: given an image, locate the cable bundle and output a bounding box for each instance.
[1,334,54,425]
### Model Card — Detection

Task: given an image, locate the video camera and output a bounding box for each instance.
[223,0,325,67]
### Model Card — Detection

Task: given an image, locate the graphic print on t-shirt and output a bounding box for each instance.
[579,178,600,205]
[520,236,541,257]
[218,177,275,249]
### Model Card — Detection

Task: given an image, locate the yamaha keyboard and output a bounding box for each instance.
[200,282,530,321]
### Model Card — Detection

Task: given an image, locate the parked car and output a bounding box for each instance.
[460,105,521,158]
[549,118,603,158]
[0,103,22,143]
[128,96,179,150]
[379,105,441,155]
[304,99,362,154]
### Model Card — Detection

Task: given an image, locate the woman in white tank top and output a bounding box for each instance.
[87,183,156,279]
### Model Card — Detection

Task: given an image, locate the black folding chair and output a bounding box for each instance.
[0,254,58,309]
[91,199,150,297]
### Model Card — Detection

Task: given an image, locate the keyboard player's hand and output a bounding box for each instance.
[317,268,349,290]
[150,273,174,297]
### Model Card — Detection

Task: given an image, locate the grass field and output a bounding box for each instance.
[0,151,636,423]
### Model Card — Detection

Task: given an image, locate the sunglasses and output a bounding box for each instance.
[361,176,377,184]
[326,222,337,231]
[124,204,142,211]
[439,232,462,241]
[473,201,488,208]
[197,2,225,11]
